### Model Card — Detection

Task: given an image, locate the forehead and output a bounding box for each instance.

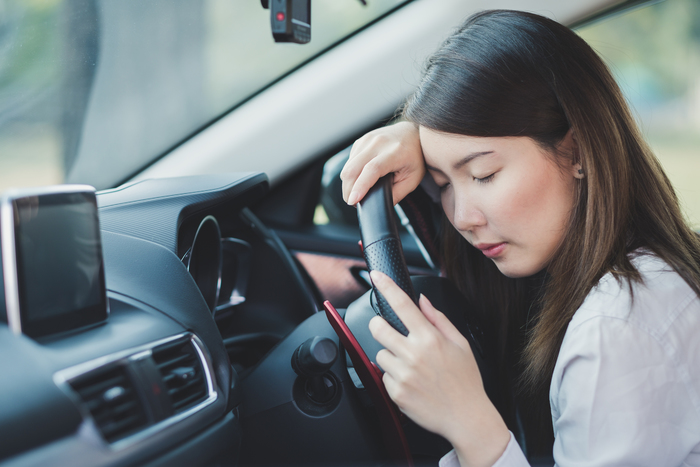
[419,126,491,155]
[418,126,547,170]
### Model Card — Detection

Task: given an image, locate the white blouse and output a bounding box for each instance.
[440,253,700,466]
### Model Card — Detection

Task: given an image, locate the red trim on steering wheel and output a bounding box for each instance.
[323,300,413,466]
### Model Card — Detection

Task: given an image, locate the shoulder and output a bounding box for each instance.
[550,250,700,413]
[548,253,700,462]
[568,251,698,334]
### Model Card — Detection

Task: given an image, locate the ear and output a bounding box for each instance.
[559,129,584,179]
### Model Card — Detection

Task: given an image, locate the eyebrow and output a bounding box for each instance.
[425,151,494,174]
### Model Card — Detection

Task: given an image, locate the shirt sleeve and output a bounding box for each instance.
[550,315,700,466]
[438,432,529,467]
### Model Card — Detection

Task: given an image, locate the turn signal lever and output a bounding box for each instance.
[291,336,338,403]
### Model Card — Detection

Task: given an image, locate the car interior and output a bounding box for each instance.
[0,0,696,466]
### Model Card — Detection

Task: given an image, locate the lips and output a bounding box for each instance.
[474,242,507,259]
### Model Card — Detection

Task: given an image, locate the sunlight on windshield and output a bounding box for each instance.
[0,0,408,192]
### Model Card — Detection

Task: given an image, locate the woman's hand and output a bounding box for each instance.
[341,121,425,206]
[368,271,510,467]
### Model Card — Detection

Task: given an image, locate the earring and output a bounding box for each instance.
[574,164,585,179]
[578,168,584,175]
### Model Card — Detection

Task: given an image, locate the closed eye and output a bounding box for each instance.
[474,173,495,184]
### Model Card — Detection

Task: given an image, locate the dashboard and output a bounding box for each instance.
[0,173,284,466]
[0,172,467,466]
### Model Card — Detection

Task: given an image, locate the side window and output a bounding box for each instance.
[578,0,700,229]
[314,147,358,227]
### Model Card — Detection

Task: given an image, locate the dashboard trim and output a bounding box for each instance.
[1,193,20,335]
[52,332,219,451]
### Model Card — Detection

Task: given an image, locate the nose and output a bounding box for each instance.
[450,190,486,233]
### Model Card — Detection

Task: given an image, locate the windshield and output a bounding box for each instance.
[0,0,409,191]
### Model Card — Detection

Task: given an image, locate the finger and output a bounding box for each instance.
[346,156,392,206]
[370,270,429,333]
[342,146,423,206]
[381,372,410,414]
[374,348,400,374]
[418,294,439,324]
[340,147,372,203]
[382,371,399,402]
[341,142,392,205]
[369,315,407,353]
[419,294,471,351]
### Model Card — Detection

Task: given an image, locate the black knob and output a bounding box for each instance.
[291,336,338,378]
[306,375,337,404]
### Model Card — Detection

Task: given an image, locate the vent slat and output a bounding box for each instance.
[172,391,206,410]
[99,414,143,438]
[167,374,204,396]
[73,375,125,398]
[153,338,208,414]
[68,365,147,443]
[92,400,138,422]
[83,387,135,411]
[155,353,190,370]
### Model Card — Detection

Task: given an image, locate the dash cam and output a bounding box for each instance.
[262,0,311,44]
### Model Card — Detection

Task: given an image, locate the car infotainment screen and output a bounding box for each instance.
[1,187,108,338]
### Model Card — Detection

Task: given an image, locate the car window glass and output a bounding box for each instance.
[315,147,356,226]
[0,0,409,192]
[578,0,700,228]
[316,0,700,230]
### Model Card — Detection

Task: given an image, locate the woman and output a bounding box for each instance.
[341,10,700,467]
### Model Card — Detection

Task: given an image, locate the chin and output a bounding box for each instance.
[493,258,544,279]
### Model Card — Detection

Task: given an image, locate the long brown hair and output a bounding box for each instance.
[402,8,700,447]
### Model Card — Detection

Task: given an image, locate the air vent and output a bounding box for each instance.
[69,364,147,443]
[152,337,208,413]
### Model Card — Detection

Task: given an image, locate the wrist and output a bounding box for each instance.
[446,401,510,467]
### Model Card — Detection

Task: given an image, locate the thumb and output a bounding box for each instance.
[419,294,471,351]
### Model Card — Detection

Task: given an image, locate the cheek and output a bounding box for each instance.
[491,165,574,243]
[440,190,455,225]
[482,171,535,230]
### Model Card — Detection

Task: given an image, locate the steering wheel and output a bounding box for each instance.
[324,174,421,466]
[324,175,495,466]
[322,174,417,465]
[356,173,416,335]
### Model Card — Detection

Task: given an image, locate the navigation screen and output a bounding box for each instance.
[13,192,107,337]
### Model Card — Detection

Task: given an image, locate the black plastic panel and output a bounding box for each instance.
[0,326,82,460]
[100,230,232,402]
[98,173,268,253]
[144,412,241,467]
[0,173,279,465]
[0,296,184,462]
[239,309,385,465]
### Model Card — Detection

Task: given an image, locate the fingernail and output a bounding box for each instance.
[348,192,358,206]
[370,270,384,283]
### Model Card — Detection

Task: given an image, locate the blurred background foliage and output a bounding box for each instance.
[579,0,700,227]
